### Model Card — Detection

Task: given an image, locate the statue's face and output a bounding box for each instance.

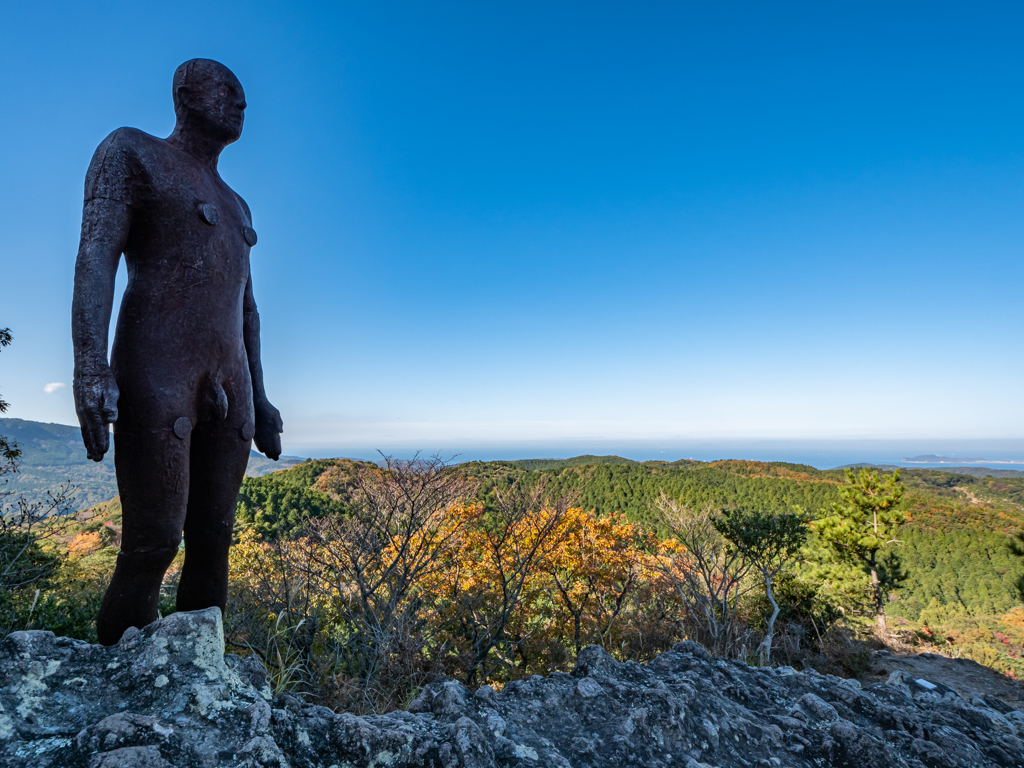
[180,65,246,145]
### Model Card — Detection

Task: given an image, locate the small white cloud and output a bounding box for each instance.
[43,382,68,394]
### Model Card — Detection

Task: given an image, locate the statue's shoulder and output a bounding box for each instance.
[94,127,165,162]
[86,128,166,204]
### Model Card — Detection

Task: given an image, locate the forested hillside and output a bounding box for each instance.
[235,455,1024,623]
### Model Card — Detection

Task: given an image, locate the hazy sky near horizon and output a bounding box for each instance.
[1,1,1022,453]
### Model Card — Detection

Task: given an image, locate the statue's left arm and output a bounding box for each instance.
[243,274,283,459]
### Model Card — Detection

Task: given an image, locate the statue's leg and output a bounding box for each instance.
[176,418,250,614]
[97,426,189,645]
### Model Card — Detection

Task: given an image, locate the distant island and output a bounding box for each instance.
[901,454,1024,465]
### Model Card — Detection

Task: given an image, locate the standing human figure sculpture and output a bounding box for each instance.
[72,59,283,645]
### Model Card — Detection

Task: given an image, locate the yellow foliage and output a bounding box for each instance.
[226,504,685,691]
[67,531,104,559]
[1000,607,1024,631]
[541,509,659,654]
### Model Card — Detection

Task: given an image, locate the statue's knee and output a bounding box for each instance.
[118,545,179,572]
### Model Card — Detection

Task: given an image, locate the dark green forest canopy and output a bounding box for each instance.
[234,458,376,539]
[463,459,845,530]
[235,459,343,538]
[507,455,638,471]
[236,456,1024,622]
[248,456,1024,534]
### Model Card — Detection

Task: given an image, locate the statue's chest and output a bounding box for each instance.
[139,160,256,278]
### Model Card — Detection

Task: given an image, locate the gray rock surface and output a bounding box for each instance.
[1,610,1022,767]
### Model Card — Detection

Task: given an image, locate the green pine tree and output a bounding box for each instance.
[816,468,906,635]
[1010,530,1024,603]
[0,328,20,464]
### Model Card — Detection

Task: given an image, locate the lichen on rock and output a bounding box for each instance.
[1,610,1023,766]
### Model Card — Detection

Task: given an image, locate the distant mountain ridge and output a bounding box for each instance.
[0,418,91,465]
[0,418,302,511]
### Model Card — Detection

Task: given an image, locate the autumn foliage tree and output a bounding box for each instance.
[651,493,754,656]
[228,455,478,711]
[306,455,477,706]
[544,508,656,657]
[428,483,572,686]
[227,529,326,696]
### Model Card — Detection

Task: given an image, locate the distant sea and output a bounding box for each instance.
[286,439,1024,472]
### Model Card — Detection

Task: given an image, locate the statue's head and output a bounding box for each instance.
[172,59,246,145]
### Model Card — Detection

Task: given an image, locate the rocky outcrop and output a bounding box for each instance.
[1,609,1022,767]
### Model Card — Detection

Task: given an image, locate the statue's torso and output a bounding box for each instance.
[85,128,257,416]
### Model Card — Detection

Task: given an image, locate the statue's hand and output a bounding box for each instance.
[74,367,119,462]
[254,399,283,460]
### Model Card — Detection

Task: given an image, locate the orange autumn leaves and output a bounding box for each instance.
[227,501,678,686]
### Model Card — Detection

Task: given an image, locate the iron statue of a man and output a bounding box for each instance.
[72,59,283,645]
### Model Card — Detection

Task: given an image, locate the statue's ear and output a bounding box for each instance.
[174,83,193,116]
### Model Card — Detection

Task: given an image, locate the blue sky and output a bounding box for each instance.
[1,2,1022,458]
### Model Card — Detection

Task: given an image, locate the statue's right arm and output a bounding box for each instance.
[72,197,131,461]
